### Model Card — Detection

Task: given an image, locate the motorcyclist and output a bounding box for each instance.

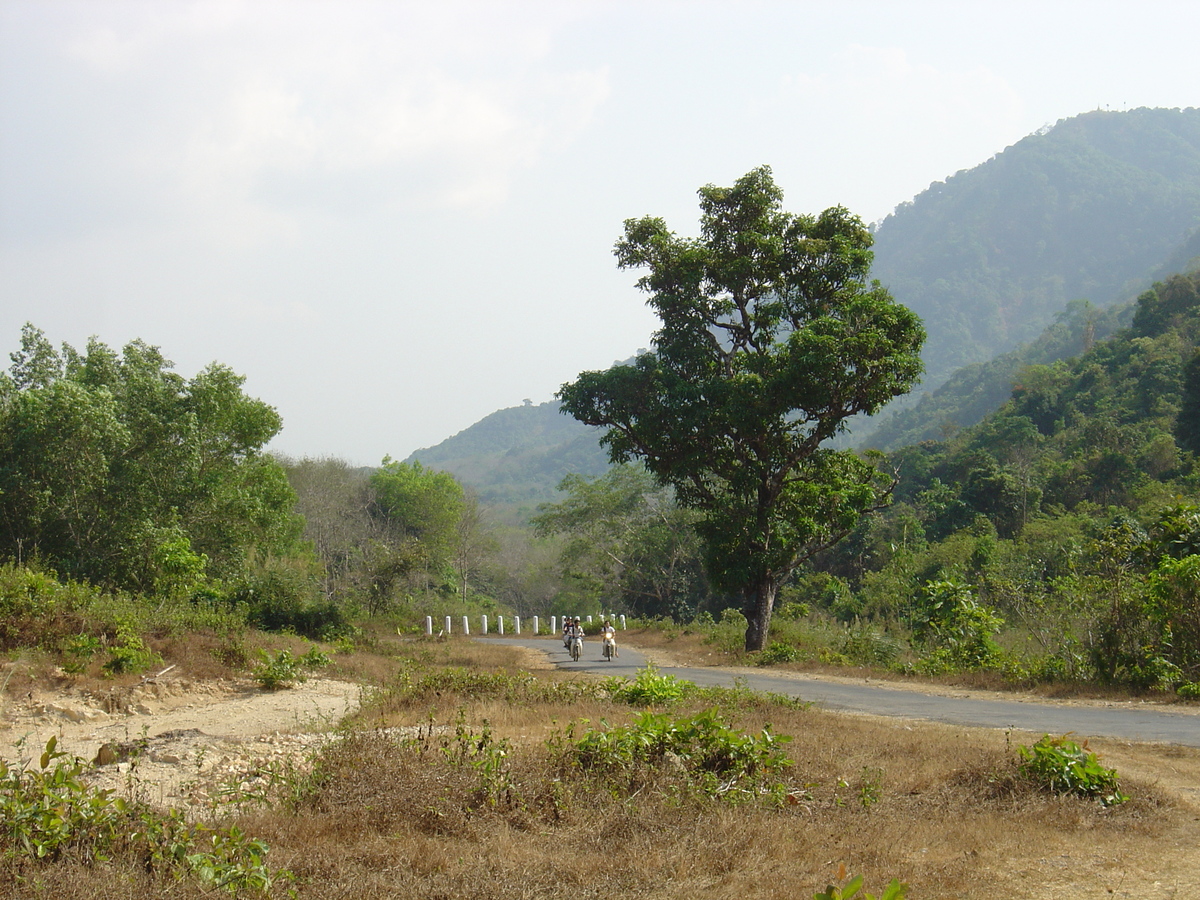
[564,616,583,647]
[600,619,618,658]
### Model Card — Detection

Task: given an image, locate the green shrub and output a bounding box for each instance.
[101,624,161,675]
[756,641,801,665]
[0,738,288,891]
[252,649,306,690]
[0,564,94,651]
[608,664,689,706]
[814,871,908,900]
[840,625,902,667]
[229,568,350,640]
[911,579,1004,671]
[560,708,792,803]
[775,601,810,620]
[719,608,747,627]
[1017,733,1128,806]
[1177,681,1200,699]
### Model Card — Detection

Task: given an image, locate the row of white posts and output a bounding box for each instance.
[424,613,627,636]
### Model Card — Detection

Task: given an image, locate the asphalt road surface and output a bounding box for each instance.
[483,635,1200,748]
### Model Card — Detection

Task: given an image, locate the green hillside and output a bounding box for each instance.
[865,297,1133,449]
[406,399,607,507]
[885,269,1200,531]
[411,108,1200,505]
[871,106,1200,390]
[797,270,1200,687]
[866,209,1200,451]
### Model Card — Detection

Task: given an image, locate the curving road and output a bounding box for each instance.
[483,635,1200,748]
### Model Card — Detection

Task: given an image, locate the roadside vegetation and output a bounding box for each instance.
[4,635,1190,899]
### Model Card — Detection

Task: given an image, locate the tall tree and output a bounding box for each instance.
[558,167,924,649]
[0,325,299,590]
[369,458,466,586]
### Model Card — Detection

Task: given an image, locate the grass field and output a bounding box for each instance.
[3,631,1199,899]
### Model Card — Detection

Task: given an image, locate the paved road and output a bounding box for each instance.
[483,635,1200,748]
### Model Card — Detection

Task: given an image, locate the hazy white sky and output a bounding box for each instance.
[2,1,1197,466]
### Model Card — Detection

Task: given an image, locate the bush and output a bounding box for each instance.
[252,646,328,690]
[560,708,792,803]
[756,641,801,665]
[229,568,351,640]
[0,738,287,891]
[840,625,903,668]
[0,564,94,651]
[608,664,689,706]
[910,579,1004,671]
[1017,734,1128,806]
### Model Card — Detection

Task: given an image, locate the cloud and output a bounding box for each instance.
[8,3,611,248]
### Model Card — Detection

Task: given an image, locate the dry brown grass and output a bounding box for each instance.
[5,635,1199,899]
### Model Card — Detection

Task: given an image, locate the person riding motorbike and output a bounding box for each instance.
[564,616,583,647]
[600,619,618,658]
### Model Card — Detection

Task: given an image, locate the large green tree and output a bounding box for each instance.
[0,324,299,592]
[558,167,925,650]
[367,458,466,599]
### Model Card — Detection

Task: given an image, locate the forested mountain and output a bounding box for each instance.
[802,270,1200,686]
[406,399,607,508]
[883,269,1200,536]
[866,297,1133,449]
[870,106,1200,391]
[413,108,1200,504]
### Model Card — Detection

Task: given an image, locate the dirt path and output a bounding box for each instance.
[1,674,363,810]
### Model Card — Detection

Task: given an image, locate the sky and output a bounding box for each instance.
[2,1,1198,467]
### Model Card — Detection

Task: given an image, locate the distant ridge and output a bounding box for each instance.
[871,106,1200,391]
[406,399,607,508]
[413,108,1200,504]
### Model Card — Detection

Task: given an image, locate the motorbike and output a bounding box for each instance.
[569,633,583,662]
[602,633,616,661]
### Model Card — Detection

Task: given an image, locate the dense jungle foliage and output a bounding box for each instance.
[808,270,1200,689]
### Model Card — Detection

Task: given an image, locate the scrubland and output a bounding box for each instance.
[3,634,1199,899]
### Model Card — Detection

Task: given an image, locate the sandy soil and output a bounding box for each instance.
[0,672,364,810]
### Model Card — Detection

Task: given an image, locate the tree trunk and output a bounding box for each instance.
[742,578,779,651]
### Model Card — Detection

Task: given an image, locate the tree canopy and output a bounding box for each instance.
[558,166,925,649]
[532,465,708,622]
[0,324,299,593]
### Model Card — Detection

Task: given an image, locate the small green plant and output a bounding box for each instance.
[841,625,902,668]
[101,625,161,675]
[442,713,517,808]
[60,633,102,674]
[1,738,289,892]
[756,641,801,665]
[857,766,884,809]
[814,867,907,900]
[608,664,689,706]
[910,579,1004,671]
[1177,681,1200,699]
[562,708,792,803]
[1017,733,1128,806]
[252,648,306,690]
[0,736,127,861]
[299,645,331,669]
